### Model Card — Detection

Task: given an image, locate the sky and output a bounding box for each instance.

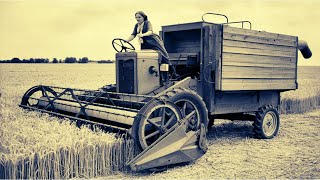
[0,0,318,66]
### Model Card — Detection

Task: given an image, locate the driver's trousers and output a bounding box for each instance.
[141,34,176,73]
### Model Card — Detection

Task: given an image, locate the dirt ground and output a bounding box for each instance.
[105,109,320,179]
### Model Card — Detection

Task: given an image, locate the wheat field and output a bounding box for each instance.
[281,66,320,114]
[0,64,319,179]
[0,64,136,179]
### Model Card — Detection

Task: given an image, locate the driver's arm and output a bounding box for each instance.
[126,24,138,42]
[126,35,135,42]
[141,31,153,37]
[141,21,153,37]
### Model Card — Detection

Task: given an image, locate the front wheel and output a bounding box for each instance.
[132,99,182,150]
[253,105,280,139]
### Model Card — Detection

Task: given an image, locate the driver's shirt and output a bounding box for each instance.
[137,22,144,43]
[131,21,154,44]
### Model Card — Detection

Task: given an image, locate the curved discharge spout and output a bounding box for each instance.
[298,40,312,59]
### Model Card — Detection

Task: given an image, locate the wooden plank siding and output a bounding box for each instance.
[223,26,296,41]
[220,25,298,91]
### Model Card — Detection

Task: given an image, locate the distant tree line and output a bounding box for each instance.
[97,60,114,63]
[0,58,50,63]
[0,57,114,63]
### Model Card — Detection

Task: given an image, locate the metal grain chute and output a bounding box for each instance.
[298,40,312,59]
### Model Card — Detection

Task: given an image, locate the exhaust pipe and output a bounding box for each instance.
[298,40,312,59]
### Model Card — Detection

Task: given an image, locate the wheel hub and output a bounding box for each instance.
[176,100,200,132]
[262,112,277,137]
[160,126,167,134]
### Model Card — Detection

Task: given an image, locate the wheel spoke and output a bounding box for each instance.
[138,100,183,149]
[158,107,163,116]
[147,117,161,129]
[181,102,187,117]
[120,40,124,46]
[186,110,196,119]
[161,107,166,126]
[114,42,122,47]
[165,114,176,128]
[145,130,160,140]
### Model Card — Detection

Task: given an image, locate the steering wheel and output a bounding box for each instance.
[112,38,135,52]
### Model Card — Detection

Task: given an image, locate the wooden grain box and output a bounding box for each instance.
[219,25,298,91]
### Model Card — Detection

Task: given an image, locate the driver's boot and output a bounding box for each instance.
[170,65,180,80]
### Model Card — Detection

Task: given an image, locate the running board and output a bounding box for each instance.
[127,112,208,171]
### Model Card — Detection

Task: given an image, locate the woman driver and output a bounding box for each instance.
[126,11,179,79]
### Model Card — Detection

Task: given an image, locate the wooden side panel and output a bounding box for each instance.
[220,25,298,91]
[223,26,296,41]
[223,53,296,68]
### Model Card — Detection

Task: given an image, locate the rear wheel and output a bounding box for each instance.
[162,88,209,131]
[253,105,280,139]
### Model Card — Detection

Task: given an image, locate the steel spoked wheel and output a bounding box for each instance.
[175,99,200,131]
[163,88,209,131]
[253,105,280,139]
[21,86,57,108]
[132,100,182,150]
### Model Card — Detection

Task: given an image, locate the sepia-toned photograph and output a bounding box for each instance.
[0,0,319,179]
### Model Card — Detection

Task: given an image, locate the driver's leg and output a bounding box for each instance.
[142,38,179,79]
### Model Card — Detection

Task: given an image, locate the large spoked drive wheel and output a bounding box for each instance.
[163,88,209,132]
[253,105,280,139]
[21,86,57,109]
[132,99,182,150]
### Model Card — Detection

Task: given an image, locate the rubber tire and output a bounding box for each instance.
[253,105,280,139]
[160,87,209,131]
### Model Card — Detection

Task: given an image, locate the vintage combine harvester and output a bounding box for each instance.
[20,13,312,171]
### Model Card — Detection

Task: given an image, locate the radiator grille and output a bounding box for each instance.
[118,59,134,93]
